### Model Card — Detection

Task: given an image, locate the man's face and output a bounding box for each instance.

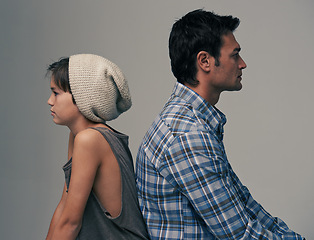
[209,32,247,93]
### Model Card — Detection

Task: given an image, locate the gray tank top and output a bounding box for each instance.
[63,127,149,240]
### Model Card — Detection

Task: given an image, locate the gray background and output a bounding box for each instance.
[1,0,313,239]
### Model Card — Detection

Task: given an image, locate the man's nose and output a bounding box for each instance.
[239,56,247,69]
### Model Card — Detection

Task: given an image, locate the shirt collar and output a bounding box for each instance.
[172,82,226,140]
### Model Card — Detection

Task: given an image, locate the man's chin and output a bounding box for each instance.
[227,84,242,92]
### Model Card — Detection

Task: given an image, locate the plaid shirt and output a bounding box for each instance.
[136,82,304,239]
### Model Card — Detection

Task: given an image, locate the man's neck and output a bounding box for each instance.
[184,82,220,106]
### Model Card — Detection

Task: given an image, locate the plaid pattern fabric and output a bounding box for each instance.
[136,82,304,239]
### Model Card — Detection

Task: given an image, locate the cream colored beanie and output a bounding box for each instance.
[69,54,131,122]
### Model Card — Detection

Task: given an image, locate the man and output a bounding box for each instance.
[136,9,304,239]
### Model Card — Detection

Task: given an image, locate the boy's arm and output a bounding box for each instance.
[46,133,73,240]
[46,183,67,240]
[49,129,103,240]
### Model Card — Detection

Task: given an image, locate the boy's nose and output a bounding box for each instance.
[47,94,54,106]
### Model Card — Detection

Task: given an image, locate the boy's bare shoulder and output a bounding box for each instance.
[75,128,102,141]
[74,128,109,153]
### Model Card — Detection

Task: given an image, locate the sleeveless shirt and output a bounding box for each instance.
[63,127,149,240]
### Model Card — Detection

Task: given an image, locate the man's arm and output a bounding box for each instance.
[229,168,302,236]
[161,131,304,239]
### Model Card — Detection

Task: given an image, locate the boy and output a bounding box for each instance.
[46,54,149,240]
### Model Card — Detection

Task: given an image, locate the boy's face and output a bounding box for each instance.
[47,77,81,126]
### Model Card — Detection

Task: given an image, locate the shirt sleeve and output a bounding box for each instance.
[159,131,304,239]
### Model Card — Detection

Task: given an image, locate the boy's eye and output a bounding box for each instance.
[53,91,59,96]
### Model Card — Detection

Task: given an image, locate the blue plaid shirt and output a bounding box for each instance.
[136,82,304,239]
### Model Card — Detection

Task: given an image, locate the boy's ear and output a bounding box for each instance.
[196,51,213,72]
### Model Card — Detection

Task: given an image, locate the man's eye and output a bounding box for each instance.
[233,53,240,59]
[53,91,59,96]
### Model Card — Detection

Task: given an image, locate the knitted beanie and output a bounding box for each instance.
[69,54,131,122]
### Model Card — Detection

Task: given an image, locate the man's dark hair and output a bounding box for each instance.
[47,57,76,103]
[169,9,240,86]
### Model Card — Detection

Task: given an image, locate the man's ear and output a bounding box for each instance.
[196,51,213,73]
